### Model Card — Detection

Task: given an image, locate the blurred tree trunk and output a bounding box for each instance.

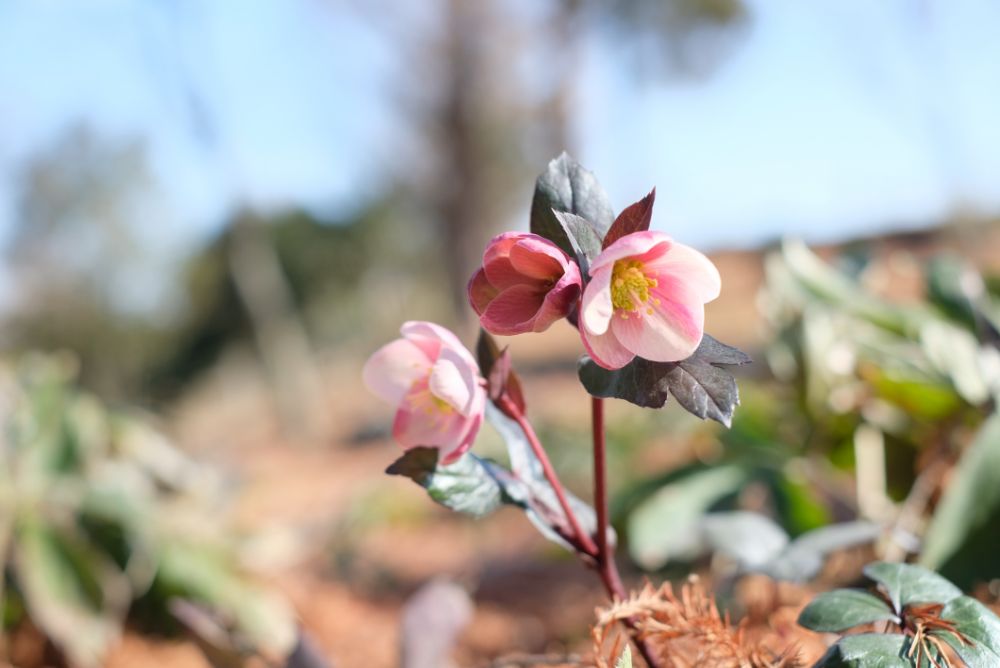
[228,213,330,443]
[437,0,488,314]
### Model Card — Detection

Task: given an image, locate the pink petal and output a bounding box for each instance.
[481,284,545,335]
[483,256,529,290]
[508,238,566,280]
[392,385,468,450]
[439,394,485,464]
[532,277,582,332]
[580,264,614,336]
[581,323,636,370]
[648,242,721,303]
[362,338,431,404]
[468,268,498,315]
[482,232,523,261]
[429,347,479,415]
[589,231,672,274]
[400,321,476,369]
[610,281,704,362]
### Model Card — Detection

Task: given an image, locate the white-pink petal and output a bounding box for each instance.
[581,322,636,370]
[580,264,615,336]
[610,284,704,362]
[589,230,672,273]
[362,338,431,404]
[429,347,480,415]
[649,242,721,303]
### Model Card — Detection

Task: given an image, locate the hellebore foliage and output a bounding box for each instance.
[579,334,751,425]
[799,562,1000,667]
[530,151,615,268]
[529,152,749,422]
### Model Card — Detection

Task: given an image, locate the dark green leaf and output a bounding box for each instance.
[863,562,962,614]
[813,633,910,667]
[577,334,750,425]
[921,414,1000,577]
[530,152,614,260]
[603,188,655,250]
[938,595,1000,668]
[386,447,507,518]
[552,211,605,274]
[798,590,898,632]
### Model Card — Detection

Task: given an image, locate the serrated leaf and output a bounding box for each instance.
[763,521,880,582]
[603,188,655,250]
[938,595,1000,667]
[921,413,1000,578]
[813,633,910,667]
[578,334,750,425]
[530,152,614,261]
[798,590,898,632]
[863,562,962,614]
[386,447,507,518]
[552,210,605,274]
[614,645,633,668]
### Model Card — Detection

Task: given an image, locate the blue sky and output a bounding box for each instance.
[1,0,999,262]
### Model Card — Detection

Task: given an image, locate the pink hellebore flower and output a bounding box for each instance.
[468,232,582,336]
[580,231,721,370]
[362,321,486,464]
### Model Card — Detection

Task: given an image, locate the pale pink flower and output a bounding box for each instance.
[580,231,721,370]
[468,232,582,336]
[363,321,486,464]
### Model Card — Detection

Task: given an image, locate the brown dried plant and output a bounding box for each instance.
[591,577,801,668]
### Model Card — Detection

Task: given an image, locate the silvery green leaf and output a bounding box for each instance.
[798,590,898,632]
[938,595,1000,667]
[813,633,910,667]
[863,562,962,614]
[386,447,507,518]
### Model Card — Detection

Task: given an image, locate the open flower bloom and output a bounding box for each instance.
[468,232,582,335]
[362,321,486,464]
[580,231,721,370]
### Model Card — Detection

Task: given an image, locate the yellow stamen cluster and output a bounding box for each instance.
[610,260,659,317]
[430,394,454,414]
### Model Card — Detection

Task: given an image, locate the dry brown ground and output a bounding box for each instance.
[98,226,1000,667]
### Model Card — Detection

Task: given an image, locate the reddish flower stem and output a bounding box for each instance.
[592,396,662,668]
[498,395,598,557]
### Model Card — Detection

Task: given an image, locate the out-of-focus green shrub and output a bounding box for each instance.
[0,353,293,667]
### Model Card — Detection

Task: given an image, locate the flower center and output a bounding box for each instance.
[610,260,659,316]
[430,394,454,414]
